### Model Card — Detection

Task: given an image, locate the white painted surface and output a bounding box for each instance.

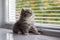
[0,0,5,27]
[0,0,2,27]
[0,28,60,40]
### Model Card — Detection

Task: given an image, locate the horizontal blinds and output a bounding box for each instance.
[16,0,60,24]
[8,0,16,22]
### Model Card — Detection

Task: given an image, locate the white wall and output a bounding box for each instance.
[0,0,5,27]
[0,0,3,27]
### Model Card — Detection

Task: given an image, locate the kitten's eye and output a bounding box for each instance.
[26,11,29,13]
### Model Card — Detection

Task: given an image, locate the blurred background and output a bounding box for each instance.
[16,0,60,24]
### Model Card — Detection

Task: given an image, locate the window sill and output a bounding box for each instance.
[35,23,60,30]
[4,22,60,36]
[5,22,60,30]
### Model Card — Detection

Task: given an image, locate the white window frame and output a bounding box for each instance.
[5,0,16,24]
[5,0,60,28]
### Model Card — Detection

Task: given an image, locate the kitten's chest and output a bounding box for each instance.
[26,16,34,24]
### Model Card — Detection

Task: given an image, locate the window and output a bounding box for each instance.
[5,0,16,23]
[6,0,60,25]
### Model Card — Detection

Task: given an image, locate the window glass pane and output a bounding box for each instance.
[16,0,60,24]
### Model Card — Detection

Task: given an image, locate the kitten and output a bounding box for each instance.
[13,8,40,35]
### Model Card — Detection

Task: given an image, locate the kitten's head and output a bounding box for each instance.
[20,8,33,18]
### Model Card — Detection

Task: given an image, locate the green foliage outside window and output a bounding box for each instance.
[16,0,60,24]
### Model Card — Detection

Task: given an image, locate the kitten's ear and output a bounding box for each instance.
[21,8,24,13]
[21,8,25,11]
[21,8,25,15]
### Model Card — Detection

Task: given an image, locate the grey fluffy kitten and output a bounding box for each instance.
[13,8,40,35]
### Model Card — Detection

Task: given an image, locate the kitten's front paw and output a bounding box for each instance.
[34,32,41,35]
[37,33,41,35]
[23,33,29,35]
[13,32,18,34]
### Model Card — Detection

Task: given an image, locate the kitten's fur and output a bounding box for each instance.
[13,8,40,35]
